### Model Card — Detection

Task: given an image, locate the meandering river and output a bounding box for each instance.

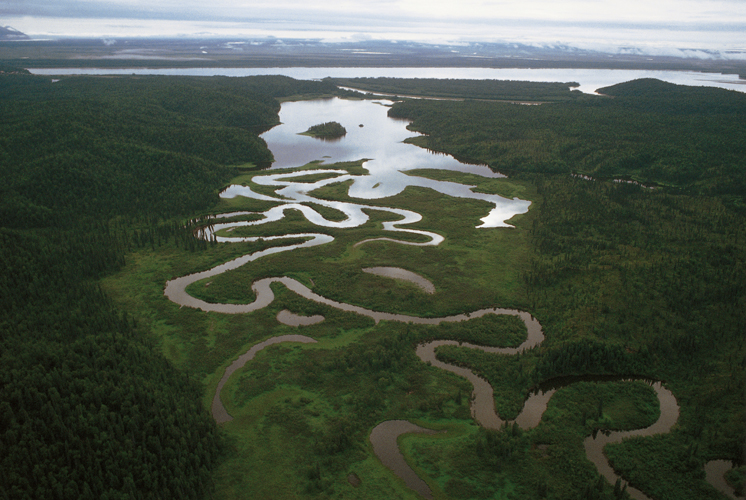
[162,96,736,499]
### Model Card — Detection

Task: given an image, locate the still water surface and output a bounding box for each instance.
[29,66,746,94]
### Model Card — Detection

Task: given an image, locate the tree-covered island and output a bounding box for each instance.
[300,121,347,138]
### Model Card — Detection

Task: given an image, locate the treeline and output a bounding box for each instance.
[0,64,30,74]
[0,75,342,225]
[0,73,344,499]
[328,77,585,102]
[0,228,221,500]
[388,79,746,211]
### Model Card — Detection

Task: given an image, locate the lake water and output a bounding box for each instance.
[224,97,530,228]
[29,67,746,94]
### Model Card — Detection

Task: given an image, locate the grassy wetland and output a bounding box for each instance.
[1,74,743,500]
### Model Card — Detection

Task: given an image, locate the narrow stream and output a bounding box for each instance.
[704,460,741,499]
[582,382,679,500]
[369,421,440,500]
[396,338,682,500]
[212,335,317,423]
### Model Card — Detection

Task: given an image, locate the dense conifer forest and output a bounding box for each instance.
[386,79,745,498]
[329,77,585,102]
[1,73,743,499]
[387,79,746,209]
[0,74,343,499]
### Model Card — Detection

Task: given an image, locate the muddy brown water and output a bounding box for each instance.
[211,335,317,424]
[704,460,741,499]
[369,420,439,499]
[202,284,730,500]
[582,382,679,500]
[198,271,693,498]
[414,310,544,430]
[376,365,680,500]
[401,312,685,500]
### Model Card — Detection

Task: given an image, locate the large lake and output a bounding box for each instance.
[29,67,745,94]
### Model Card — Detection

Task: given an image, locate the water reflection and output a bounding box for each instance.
[263,98,503,176]
[222,98,530,229]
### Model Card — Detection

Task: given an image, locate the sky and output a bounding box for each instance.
[3,0,746,58]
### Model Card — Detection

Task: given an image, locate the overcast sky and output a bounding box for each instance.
[3,0,746,57]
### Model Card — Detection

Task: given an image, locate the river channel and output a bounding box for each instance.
[163,96,736,499]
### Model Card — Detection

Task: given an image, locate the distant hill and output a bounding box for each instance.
[597,78,746,115]
[0,26,29,40]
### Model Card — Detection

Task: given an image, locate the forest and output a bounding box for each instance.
[0,74,344,499]
[1,73,744,500]
[301,121,348,138]
[328,77,585,102]
[385,79,746,498]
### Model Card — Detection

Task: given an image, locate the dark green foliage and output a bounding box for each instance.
[232,324,472,495]
[328,77,584,101]
[0,74,343,224]
[0,74,352,500]
[421,314,528,347]
[388,79,746,210]
[3,73,745,499]
[0,228,221,500]
[598,78,746,115]
[302,121,347,138]
[385,79,745,498]
[533,340,650,380]
[0,63,30,74]
[725,466,745,497]
[605,434,724,500]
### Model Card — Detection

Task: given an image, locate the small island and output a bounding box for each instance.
[300,121,347,139]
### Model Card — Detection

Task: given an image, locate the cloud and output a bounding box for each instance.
[4,0,744,25]
[3,0,745,56]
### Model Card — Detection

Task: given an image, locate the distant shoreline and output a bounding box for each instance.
[24,66,746,95]
[2,37,744,77]
[17,57,746,75]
